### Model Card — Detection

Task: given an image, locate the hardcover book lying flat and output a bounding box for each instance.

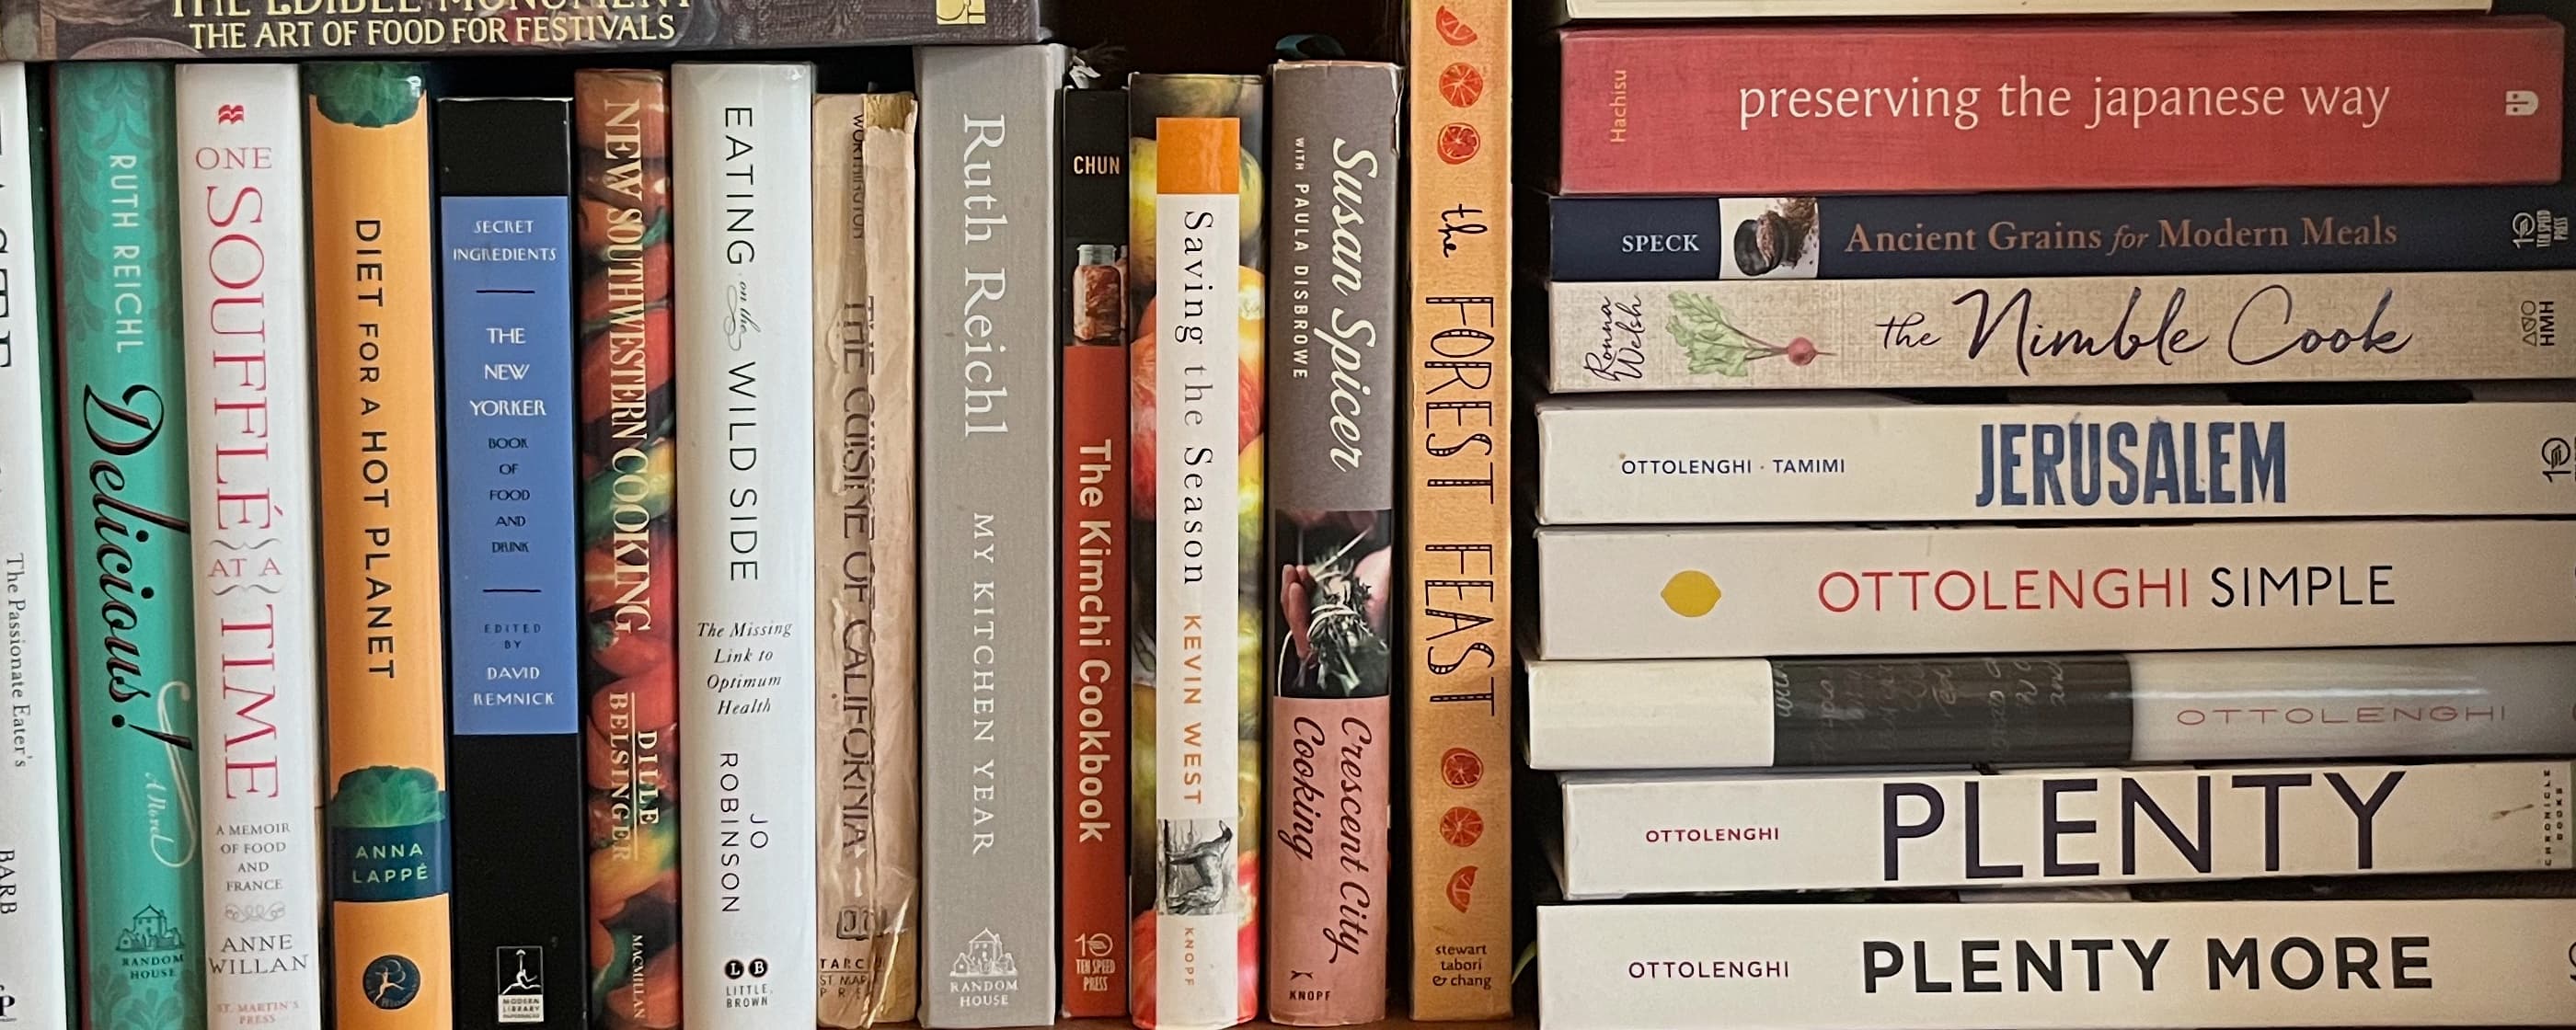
[1534,520,2576,659]
[1537,898,2576,1029]
[1554,761,2571,898]
[1537,387,2576,524]
[1545,189,2576,282]
[1555,17,2559,194]
[1524,647,2576,770]
[1549,271,2576,393]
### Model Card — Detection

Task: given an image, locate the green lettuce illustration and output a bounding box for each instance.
[328,765,447,828]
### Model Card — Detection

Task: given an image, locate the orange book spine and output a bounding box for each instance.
[307,63,455,1029]
[1404,0,1514,1020]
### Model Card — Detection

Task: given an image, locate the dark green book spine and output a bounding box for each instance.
[52,60,205,1030]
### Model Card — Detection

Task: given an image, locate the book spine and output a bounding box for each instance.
[1559,761,2570,898]
[1549,271,2576,393]
[672,61,818,1030]
[436,97,586,1030]
[1557,18,2564,194]
[812,89,921,1030]
[914,43,1063,1030]
[1405,0,1514,1018]
[1536,397,2576,524]
[1535,520,2576,659]
[307,61,452,1030]
[1055,85,1129,1023]
[6,0,1047,61]
[571,66,682,1030]
[174,61,324,1030]
[1530,647,2576,770]
[1537,898,2576,1029]
[1547,189,2576,282]
[1263,60,1399,1030]
[1128,74,1265,1030]
[0,59,72,1030]
[53,61,208,1030]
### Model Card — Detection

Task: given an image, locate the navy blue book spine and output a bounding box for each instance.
[1550,189,2576,281]
[434,97,588,1030]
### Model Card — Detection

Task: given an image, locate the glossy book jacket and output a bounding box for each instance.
[174,61,326,1030]
[572,66,683,1030]
[307,61,454,1030]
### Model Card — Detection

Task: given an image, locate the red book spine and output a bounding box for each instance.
[1559,16,2563,195]
[1059,85,1132,1019]
[1061,342,1131,1017]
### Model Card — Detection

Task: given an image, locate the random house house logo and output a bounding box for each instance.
[114,906,187,982]
[949,928,1019,1004]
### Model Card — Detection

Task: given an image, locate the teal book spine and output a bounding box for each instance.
[52,61,205,1030]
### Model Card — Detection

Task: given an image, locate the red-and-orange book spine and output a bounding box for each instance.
[1406,0,1514,1020]
[1060,85,1133,1020]
[1556,16,2564,194]
[573,67,683,1030]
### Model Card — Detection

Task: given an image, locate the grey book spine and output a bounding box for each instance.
[914,43,1067,1029]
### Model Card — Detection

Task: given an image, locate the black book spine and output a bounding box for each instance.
[1550,188,2576,281]
[1767,656,2138,768]
[433,97,589,1030]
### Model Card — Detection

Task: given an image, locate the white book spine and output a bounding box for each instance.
[1155,127,1248,1030]
[0,60,72,1030]
[175,63,324,1030]
[1524,647,2576,770]
[1536,397,2576,524]
[673,62,819,1030]
[1535,520,2576,658]
[1558,761,2570,898]
[1538,898,2576,1029]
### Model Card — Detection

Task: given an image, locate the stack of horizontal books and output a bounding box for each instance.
[1524,2,2576,1028]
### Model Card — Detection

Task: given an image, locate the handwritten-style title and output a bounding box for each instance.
[1739,75,2394,132]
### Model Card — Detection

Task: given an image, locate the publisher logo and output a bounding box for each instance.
[363,955,421,1010]
[950,930,1018,979]
[496,946,544,1024]
[2544,437,2571,484]
[2514,210,2571,250]
[214,103,245,125]
[935,0,985,25]
[0,980,17,1023]
[113,906,185,955]
[2507,90,2542,117]
[2524,300,2558,348]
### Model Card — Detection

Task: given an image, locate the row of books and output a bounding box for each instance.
[1524,2,2576,1029]
[0,29,1524,1030]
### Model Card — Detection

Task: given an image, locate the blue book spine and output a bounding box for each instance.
[1549,188,2576,281]
[439,192,579,736]
[434,96,587,1030]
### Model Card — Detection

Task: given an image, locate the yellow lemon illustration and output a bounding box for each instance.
[1662,570,1722,617]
